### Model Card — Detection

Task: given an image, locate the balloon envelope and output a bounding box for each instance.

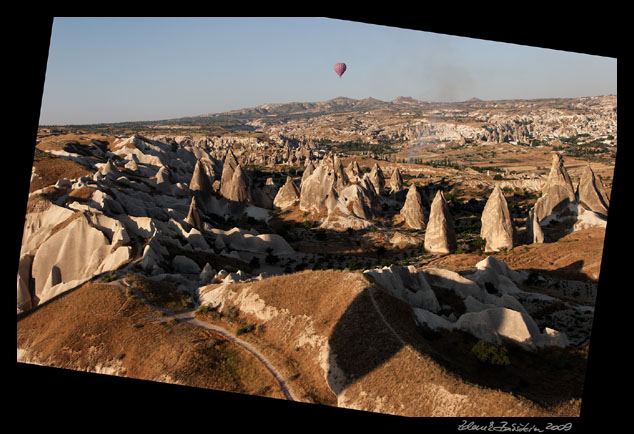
[334,63,347,77]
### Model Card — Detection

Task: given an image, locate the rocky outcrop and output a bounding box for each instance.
[345,161,363,183]
[424,190,456,254]
[367,258,569,352]
[532,153,576,224]
[389,168,403,194]
[480,185,515,252]
[273,176,301,209]
[185,196,202,229]
[577,165,609,217]
[28,213,132,307]
[224,164,253,203]
[526,207,545,244]
[456,307,544,351]
[189,159,213,200]
[529,154,608,241]
[368,163,386,195]
[301,161,315,187]
[399,184,427,230]
[219,150,238,199]
[337,182,381,221]
[364,265,440,312]
[299,155,348,213]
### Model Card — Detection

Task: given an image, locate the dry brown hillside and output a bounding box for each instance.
[195,270,584,416]
[16,279,286,400]
[18,268,586,417]
[424,226,605,283]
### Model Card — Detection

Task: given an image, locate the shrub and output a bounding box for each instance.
[102,271,117,283]
[225,306,239,319]
[303,220,313,229]
[493,174,503,180]
[473,237,485,251]
[237,324,255,336]
[471,340,510,366]
[347,261,361,270]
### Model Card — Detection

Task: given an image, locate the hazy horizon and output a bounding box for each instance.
[39,17,617,126]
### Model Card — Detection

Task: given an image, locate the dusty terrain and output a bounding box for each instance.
[18,94,616,419]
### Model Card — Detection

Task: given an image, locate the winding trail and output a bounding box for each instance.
[117,277,298,401]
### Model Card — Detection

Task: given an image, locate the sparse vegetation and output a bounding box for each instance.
[471,340,511,366]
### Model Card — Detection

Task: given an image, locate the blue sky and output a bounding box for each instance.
[39,17,617,125]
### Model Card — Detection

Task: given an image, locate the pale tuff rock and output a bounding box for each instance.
[369,163,386,195]
[273,176,300,209]
[29,214,132,305]
[480,185,515,252]
[211,227,294,255]
[389,168,403,194]
[532,153,577,223]
[577,165,609,217]
[423,268,485,302]
[188,159,213,199]
[363,265,440,313]
[345,160,363,183]
[424,190,457,254]
[338,183,381,221]
[530,155,608,238]
[17,254,35,311]
[185,196,202,229]
[124,158,139,172]
[543,327,569,348]
[472,256,527,285]
[526,206,545,244]
[323,185,340,214]
[399,184,427,229]
[301,161,315,187]
[332,154,350,191]
[573,206,608,231]
[393,256,569,350]
[225,164,253,203]
[100,159,120,178]
[219,150,238,198]
[20,202,76,255]
[545,153,576,197]
[299,157,342,213]
[456,307,544,351]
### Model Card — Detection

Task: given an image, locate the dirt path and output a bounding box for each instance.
[118,277,299,402]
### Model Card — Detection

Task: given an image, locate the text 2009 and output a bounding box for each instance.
[545,423,572,431]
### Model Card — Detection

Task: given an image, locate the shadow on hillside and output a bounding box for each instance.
[327,284,589,411]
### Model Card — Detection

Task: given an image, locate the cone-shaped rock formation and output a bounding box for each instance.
[424,190,456,254]
[399,184,427,229]
[480,185,515,252]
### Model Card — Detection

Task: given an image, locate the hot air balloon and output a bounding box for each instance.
[334,62,347,77]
